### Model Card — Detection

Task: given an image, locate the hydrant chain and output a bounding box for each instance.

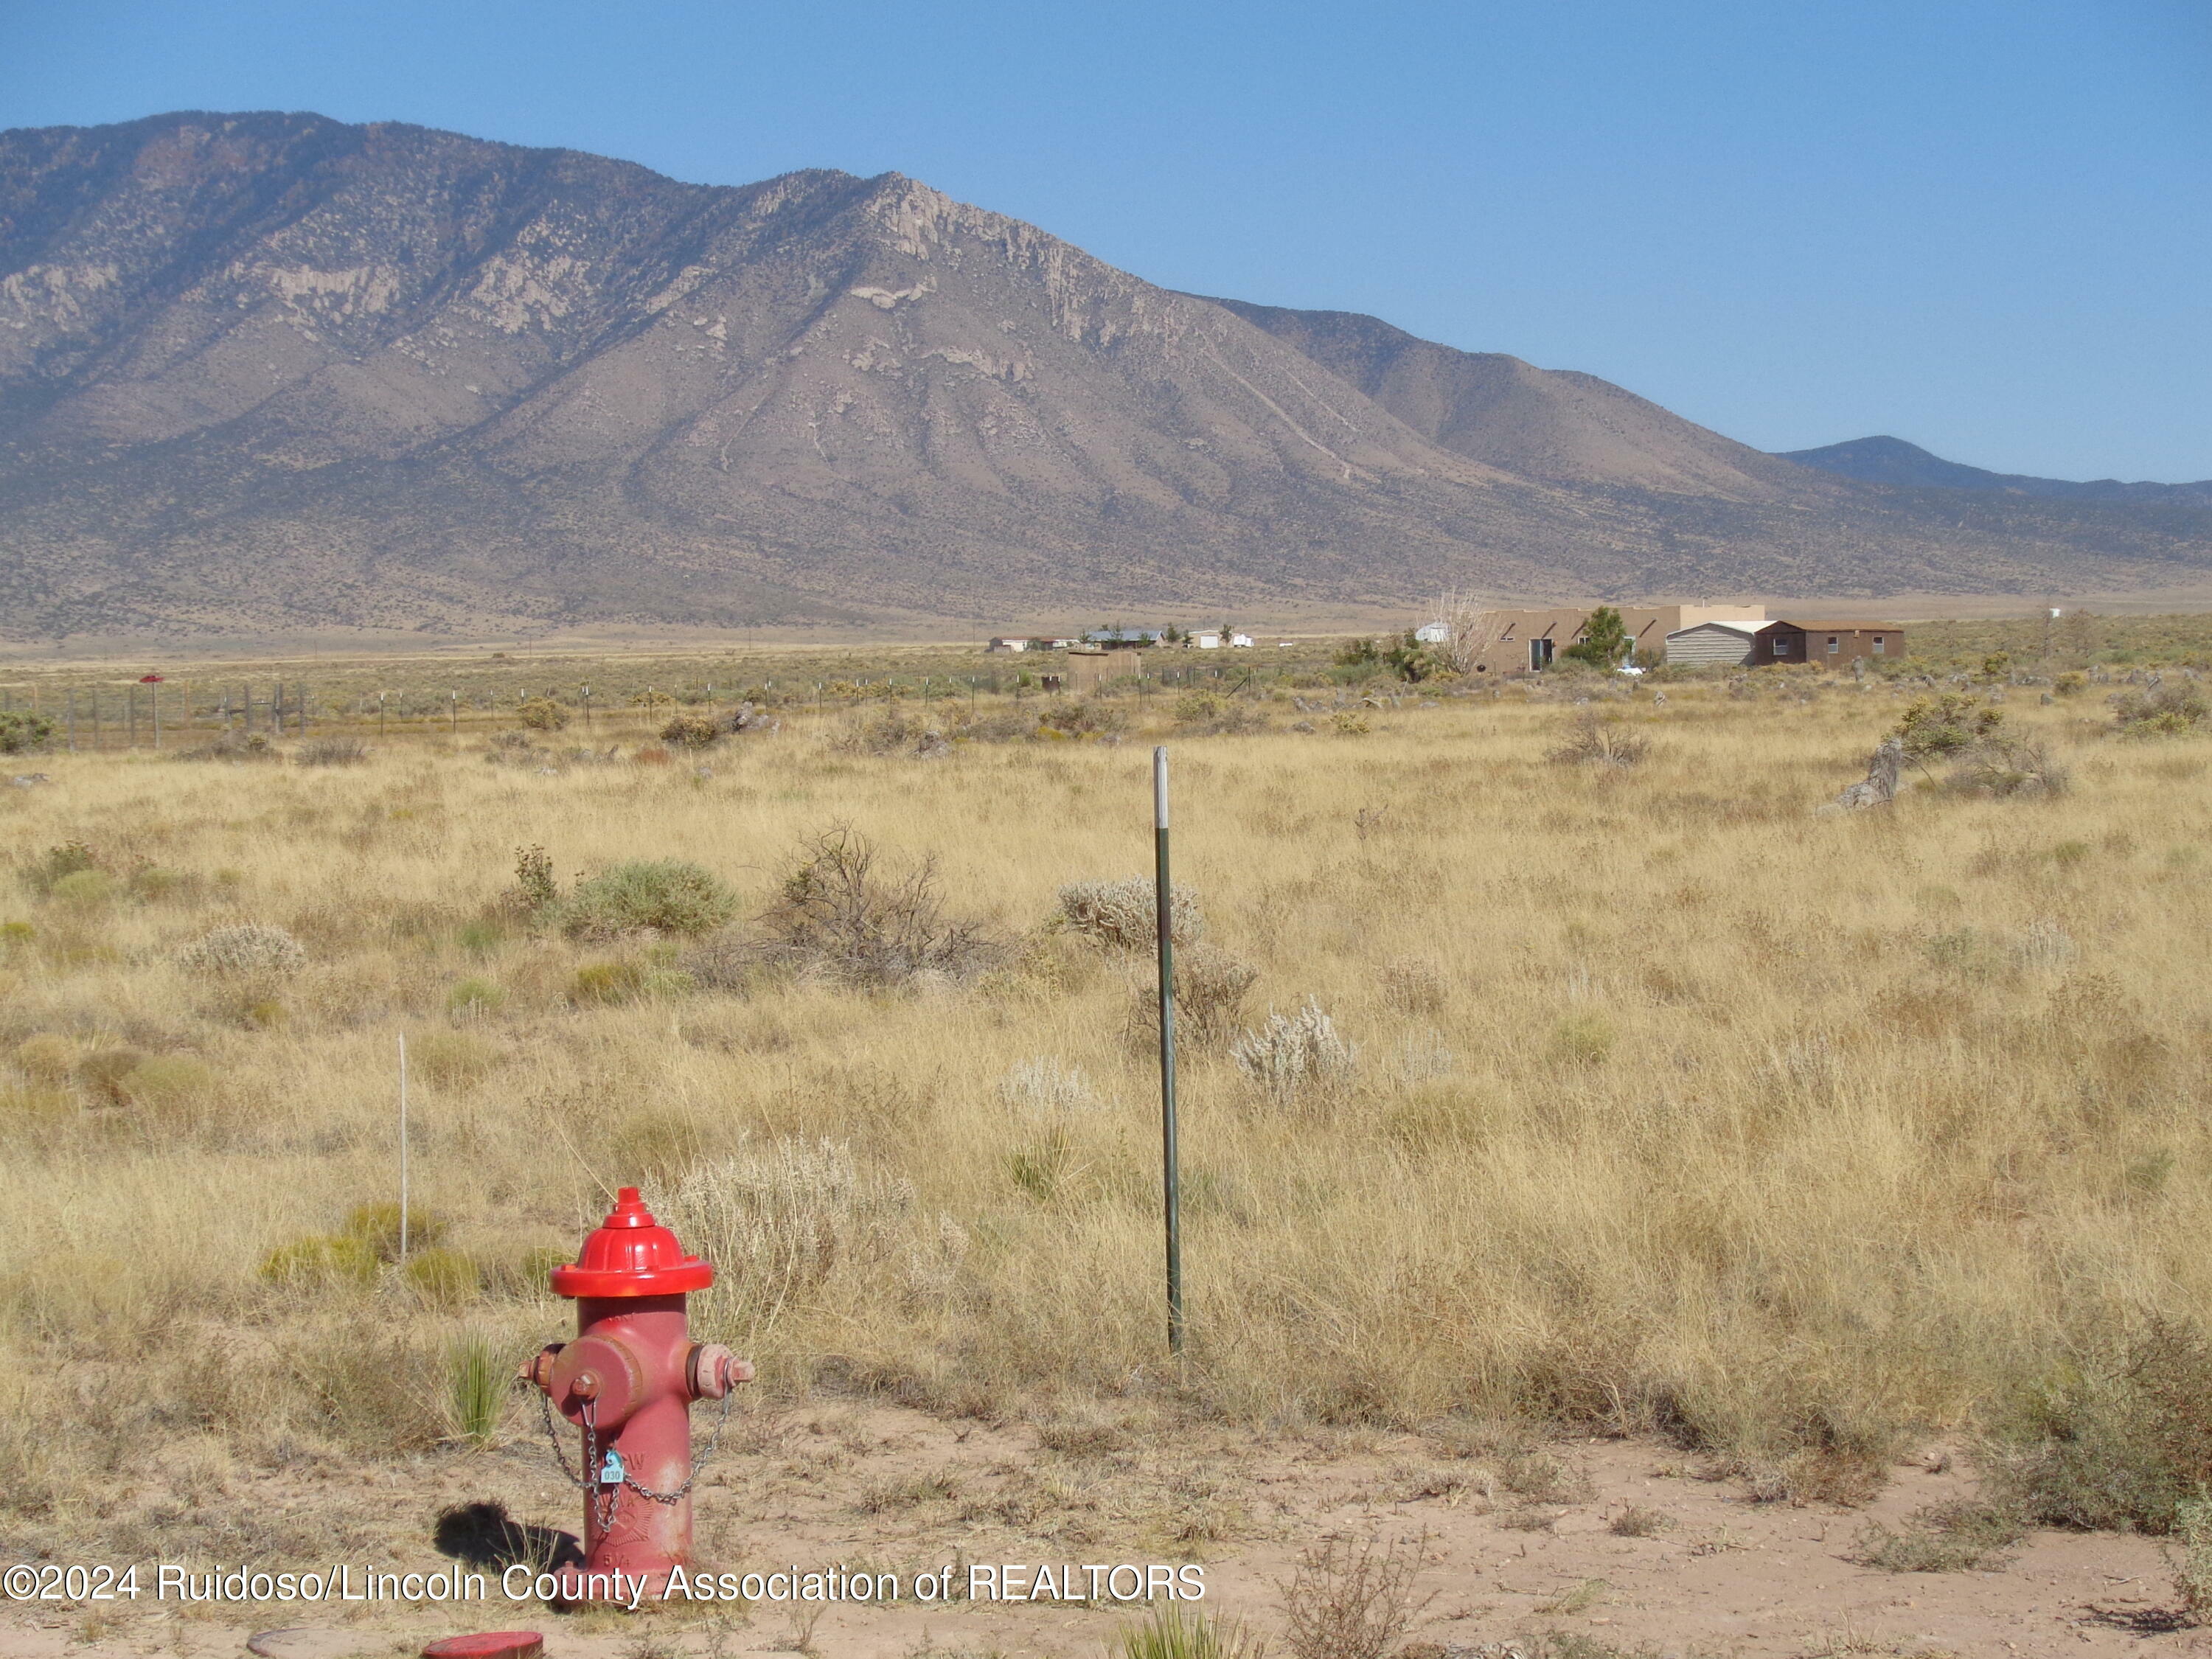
[617,1387,735,1505]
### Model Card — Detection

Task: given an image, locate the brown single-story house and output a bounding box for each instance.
[1750,621,1905,667]
[1463,606,1768,675]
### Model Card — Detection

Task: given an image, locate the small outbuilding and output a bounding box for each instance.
[1664,620,1761,666]
[987,637,1030,653]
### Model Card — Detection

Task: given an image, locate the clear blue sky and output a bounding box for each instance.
[4,0,2207,480]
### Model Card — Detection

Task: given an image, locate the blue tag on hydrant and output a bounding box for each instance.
[598,1450,625,1486]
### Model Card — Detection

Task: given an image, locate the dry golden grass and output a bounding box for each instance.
[3,672,2210,1546]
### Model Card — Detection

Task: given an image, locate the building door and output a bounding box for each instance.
[1529,638,1555,670]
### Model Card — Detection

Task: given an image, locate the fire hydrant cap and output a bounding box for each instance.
[422,1636,543,1659]
[550,1186,714,1298]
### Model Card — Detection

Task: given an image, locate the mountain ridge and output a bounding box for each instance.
[3,111,2209,639]
[1781,435,2212,504]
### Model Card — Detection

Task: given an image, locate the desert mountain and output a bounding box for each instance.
[2,111,2209,639]
[1782,436,2212,505]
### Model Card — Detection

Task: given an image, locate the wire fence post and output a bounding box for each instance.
[397,1034,411,1263]
[1153,745,1184,1357]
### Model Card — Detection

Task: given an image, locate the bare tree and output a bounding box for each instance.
[1433,589,1507,678]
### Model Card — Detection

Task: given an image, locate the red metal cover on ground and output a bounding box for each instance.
[420,1634,543,1659]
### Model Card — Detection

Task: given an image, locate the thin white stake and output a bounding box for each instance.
[397,1034,410,1262]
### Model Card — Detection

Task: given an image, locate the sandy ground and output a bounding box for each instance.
[0,1407,2201,1659]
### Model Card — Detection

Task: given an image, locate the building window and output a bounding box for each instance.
[1873,636,1886,653]
[1827,636,1840,654]
[1773,638,1790,654]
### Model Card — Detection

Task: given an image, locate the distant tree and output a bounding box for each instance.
[1334,638,1382,669]
[1563,606,1632,669]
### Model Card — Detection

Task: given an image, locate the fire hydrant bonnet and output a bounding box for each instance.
[550,1187,714,1297]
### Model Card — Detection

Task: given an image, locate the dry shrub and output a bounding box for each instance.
[2172,1495,2212,1625]
[2112,683,2209,736]
[175,923,307,977]
[295,737,369,767]
[835,709,950,758]
[1129,944,1261,1051]
[1851,1501,2024,1572]
[660,714,720,750]
[1545,711,1649,766]
[174,730,277,762]
[1234,999,1357,1106]
[740,826,1003,988]
[1944,737,2071,798]
[1278,1532,1434,1659]
[19,840,100,897]
[1985,1318,2212,1532]
[1038,700,1126,740]
[1173,692,1267,737]
[515,697,569,732]
[1057,877,1204,952]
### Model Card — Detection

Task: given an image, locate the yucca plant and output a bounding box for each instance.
[1109,1605,1264,1659]
[445,1329,509,1449]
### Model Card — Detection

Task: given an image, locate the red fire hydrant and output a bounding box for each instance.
[523,1187,751,1598]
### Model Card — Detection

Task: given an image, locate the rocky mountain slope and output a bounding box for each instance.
[2,111,2208,639]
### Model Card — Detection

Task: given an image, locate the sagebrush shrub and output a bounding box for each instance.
[515,698,568,732]
[1057,877,1203,953]
[1234,999,1357,1107]
[560,860,737,939]
[998,1057,1100,1114]
[176,923,307,978]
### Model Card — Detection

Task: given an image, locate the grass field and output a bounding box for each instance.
[4,642,2212,1563]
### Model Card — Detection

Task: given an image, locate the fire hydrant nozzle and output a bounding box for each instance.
[524,1186,752,1599]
